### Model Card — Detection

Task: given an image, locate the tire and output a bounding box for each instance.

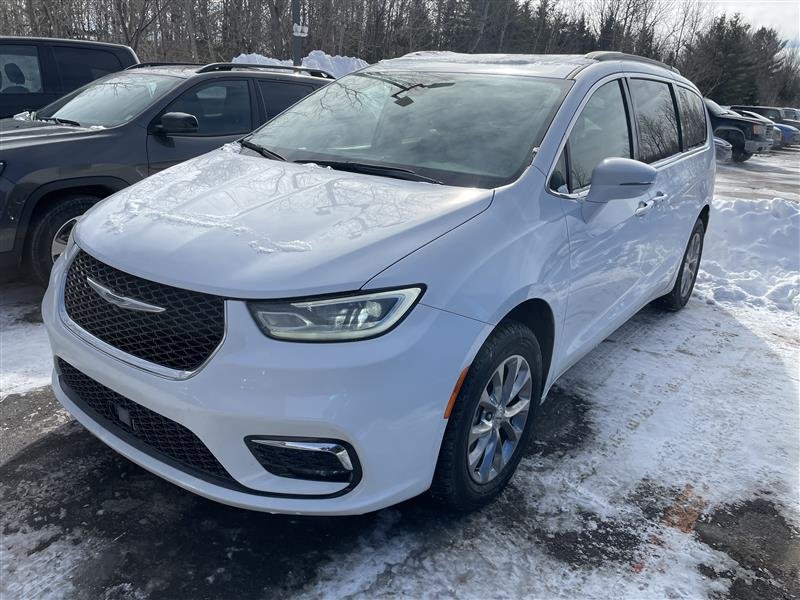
[732,148,752,162]
[430,320,542,512]
[656,218,705,311]
[27,195,97,286]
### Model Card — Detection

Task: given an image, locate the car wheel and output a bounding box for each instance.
[28,195,97,286]
[656,218,705,311]
[430,320,542,512]
[732,148,752,162]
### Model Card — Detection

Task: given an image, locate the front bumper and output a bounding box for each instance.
[744,139,770,154]
[43,248,487,515]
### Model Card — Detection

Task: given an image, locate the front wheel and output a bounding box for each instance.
[732,148,752,162]
[430,321,542,512]
[656,219,705,311]
[27,195,97,286]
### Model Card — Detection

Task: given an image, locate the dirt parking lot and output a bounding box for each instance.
[1,149,798,599]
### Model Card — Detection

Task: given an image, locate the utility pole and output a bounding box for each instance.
[291,0,302,66]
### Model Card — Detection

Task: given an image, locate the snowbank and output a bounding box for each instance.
[232,50,367,78]
[696,195,800,312]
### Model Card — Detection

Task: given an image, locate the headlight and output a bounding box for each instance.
[752,124,765,136]
[248,286,424,341]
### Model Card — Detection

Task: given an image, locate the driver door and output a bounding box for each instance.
[553,78,657,370]
[147,78,254,174]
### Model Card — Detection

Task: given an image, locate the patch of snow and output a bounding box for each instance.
[232,50,367,78]
[0,288,52,399]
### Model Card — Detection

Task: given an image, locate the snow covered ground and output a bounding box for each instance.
[1,149,798,599]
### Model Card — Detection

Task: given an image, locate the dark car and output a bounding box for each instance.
[0,37,138,118]
[730,105,800,130]
[704,98,772,162]
[0,62,332,283]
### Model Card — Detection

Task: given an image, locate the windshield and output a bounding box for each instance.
[245,70,571,188]
[36,72,181,128]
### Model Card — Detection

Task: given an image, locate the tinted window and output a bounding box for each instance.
[0,45,43,94]
[629,79,680,163]
[566,80,631,190]
[258,80,315,119]
[247,71,571,188]
[164,80,251,135]
[54,47,122,90]
[677,87,707,149]
[549,151,568,193]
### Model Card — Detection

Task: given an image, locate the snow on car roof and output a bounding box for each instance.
[375,51,594,78]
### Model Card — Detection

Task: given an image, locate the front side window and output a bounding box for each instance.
[0,44,43,94]
[36,72,181,127]
[677,87,707,150]
[163,80,251,135]
[629,78,680,163]
[564,79,632,191]
[246,71,571,188]
[258,80,315,119]
[54,47,122,90]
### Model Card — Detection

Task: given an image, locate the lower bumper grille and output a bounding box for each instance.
[57,358,233,483]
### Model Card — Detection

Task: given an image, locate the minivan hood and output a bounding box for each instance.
[76,147,493,298]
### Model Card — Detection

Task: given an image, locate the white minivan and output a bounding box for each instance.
[43,51,714,515]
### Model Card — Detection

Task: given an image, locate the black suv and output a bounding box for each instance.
[0,63,332,283]
[704,98,772,162]
[0,37,138,118]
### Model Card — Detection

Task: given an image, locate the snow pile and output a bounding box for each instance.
[232,50,367,78]
[0,287,52,399]
[697,195,800,312]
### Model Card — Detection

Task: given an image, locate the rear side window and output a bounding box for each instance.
[258,81,315,119]
[629,79,680,163]
[54,46,123,90]
[565,79,632,191]
[0,44,43,94]
[676,87,707,150]
[163,79,252,135]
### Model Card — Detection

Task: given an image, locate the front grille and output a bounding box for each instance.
[63,251,224,372]
[57,359,233,482]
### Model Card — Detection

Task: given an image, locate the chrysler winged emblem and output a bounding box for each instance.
[86,277,166,313]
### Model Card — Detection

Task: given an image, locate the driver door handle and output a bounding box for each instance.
[634,199,655,217]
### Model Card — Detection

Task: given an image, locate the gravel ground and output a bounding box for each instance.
[1,149,798,599]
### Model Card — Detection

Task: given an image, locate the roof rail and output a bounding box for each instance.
[125,62,203,70]
[196,63,336,79]
[584,51,680,75]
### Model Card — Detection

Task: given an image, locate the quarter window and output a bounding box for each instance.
[629,79,680,163]
[563,80,632,191]
[676,87,707,150]
[0,45,43,94]
[163,80,252,135]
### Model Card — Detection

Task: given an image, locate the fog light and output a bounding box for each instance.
[245,437,358,483]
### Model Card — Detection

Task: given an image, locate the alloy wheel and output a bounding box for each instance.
[680,231,702,300]
[51,217,78,264]
[467,354,533,484]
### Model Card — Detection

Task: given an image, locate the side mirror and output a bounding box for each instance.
[155,112,198,135]
[586,157,656,204]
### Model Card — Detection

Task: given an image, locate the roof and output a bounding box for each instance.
[0,36,134,52]
[375,51,682,80]
[375,52,593,79]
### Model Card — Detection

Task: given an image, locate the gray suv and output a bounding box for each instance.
[0,62,332,283]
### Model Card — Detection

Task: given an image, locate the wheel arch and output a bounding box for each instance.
[699,204,710,231]
[15,176,129,255]
[498,297,556,390]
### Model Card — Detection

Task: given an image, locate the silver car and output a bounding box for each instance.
[44,51,714,514]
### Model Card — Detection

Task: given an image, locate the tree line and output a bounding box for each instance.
[2,0,798,105]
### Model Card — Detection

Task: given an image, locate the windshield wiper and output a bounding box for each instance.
[37,116,82,127]
[295,160,442,184]
[240,138,285,161]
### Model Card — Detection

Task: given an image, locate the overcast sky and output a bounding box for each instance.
[711,0,800,46]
